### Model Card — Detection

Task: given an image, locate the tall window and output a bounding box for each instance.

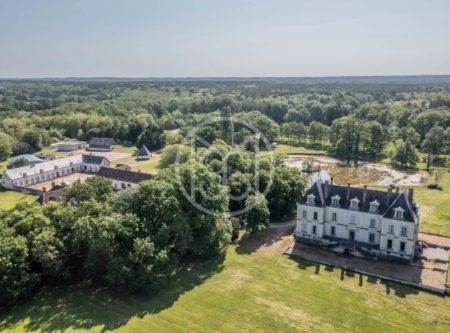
[369,233,375,243]
[400,241,406,252]
[370,219,376,229]
[302,223,307,232]
[387,239,393,249]
[401,227,407,237]
[350,198,359,210]
[332,212,337,221]
[388,224,394,234]
[312,226,317,235]
[331,226,336,236]
[313,212,318,220]
[302,210,307,219]
[307,194,315,205]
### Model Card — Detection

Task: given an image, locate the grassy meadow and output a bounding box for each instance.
[1,241,449,333]
[0,188,37,211]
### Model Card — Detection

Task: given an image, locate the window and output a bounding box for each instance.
[401,227,407,237]
[302,210,307,219]
[370,219,376,229]
[332,212,337,221]
[121,183,126,189]
[387,239,393,249]
[331,195,340,207]
[369,200,379,213]
[331,226,336,236]
[302,223,307,232]
[312,226,317,235]
[400,241,406,252]
[350,198,359,209]
[313,212,318,220]
[388,224,394,234]
[369,233,375,243]
[394,207,404,219]
[307,194,315,205]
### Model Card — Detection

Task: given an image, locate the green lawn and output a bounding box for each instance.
[0,189,37,211]
[262,143,327,157]
[113,155,161,175]
[414,168,450,235]
[1,241,449,333]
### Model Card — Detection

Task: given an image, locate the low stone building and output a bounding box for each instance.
[88,138,116,151]
[56,140,87,151]
[295,180,420,263]
[1,154,110,190]
[96,167,153,190]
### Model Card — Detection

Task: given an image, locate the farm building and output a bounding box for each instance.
[8,154,43,167]
[56,140,87,151]
[1,154,110,191]
[88,138,116,151]
[96,167,153,190]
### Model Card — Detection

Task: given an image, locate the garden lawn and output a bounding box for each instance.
[113,155,161,174]
[0,189,37,211]
[413,168,450,235]
[269,143,327,156]
[1,244,449,333]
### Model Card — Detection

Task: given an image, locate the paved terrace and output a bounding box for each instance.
[285,240,449,294]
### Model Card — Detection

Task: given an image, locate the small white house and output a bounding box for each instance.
[295,180,420,263]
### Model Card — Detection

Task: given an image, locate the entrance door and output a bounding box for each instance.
[349,230,355,241]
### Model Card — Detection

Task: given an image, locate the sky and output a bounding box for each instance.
[1,0,450,78]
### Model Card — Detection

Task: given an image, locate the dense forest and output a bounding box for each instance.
[1,77,449,167]
[1,77,450,307]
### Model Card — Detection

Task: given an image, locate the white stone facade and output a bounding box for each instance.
[295,181,420,263]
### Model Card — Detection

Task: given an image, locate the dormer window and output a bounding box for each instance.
[306,194,315,205]
[350,197,359,210]
[394,207,404,220]
[369,200,379,213]
[331,195,340,207]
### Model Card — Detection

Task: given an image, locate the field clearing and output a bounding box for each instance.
[1,233,449,333]
[0,189,37,210]
[113,154,161,174]
[413,169,450,235]
[266,143,327,156]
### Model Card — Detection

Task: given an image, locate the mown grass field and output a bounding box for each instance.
[414,168,450,235]
[270,142,327,156]
[1,241,449,333]
[0,189,37,211]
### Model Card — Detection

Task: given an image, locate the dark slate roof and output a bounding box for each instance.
[89,137,116,146]
[97,167,153,183]
[300,180,418,223]
[82,154,109,164]
[137,145,151,157]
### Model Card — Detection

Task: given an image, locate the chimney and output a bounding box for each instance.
[324,180,329,198]
[408,188,414,202]
[42,187,47,193]
[51,181,55,188]
[395,186,399,194]
[363,185,367,203]
[346,183,351,200]
[138,169,141,173]
[330,177,334,185]
[386,186,392,206]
